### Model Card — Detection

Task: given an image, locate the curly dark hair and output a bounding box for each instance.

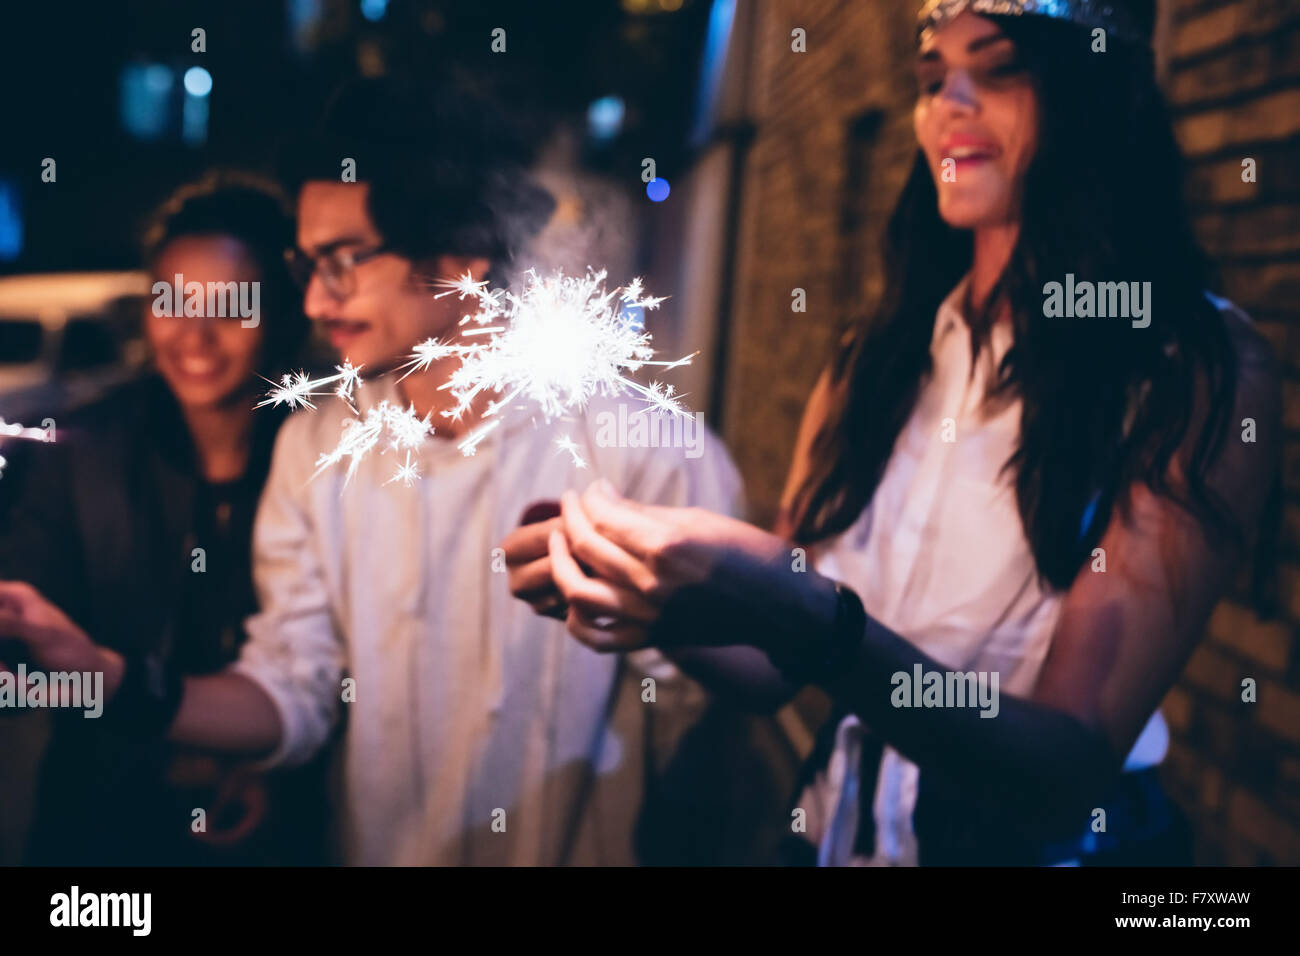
[142,170,309,373]
[275,74,555,285]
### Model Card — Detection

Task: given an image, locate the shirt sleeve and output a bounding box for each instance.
[619,413,747,518]
[230,415,346,770]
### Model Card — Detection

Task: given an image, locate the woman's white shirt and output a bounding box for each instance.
[804,276,1169,866]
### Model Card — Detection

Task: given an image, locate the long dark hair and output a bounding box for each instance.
[791,14,1256,594]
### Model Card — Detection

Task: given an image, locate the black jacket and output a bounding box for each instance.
[0,374,328,865]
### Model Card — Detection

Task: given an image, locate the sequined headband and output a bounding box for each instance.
[918,0,1150,47]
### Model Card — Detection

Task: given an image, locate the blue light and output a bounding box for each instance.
[182,91,209,146]
[183,66,212,97]
[0,179,22,262]
[646,178,670,202]
[120,64,174,141]
[586,96,625,141]
[361,0,388,21]
[287,0,324,54]
[691,0,737,145]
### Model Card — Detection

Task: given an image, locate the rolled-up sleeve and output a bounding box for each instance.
[231,416,345,769]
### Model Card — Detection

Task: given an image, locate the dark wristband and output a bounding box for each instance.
[765,580,867,685]
[107,652,184,735]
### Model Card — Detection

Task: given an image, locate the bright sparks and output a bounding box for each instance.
[257,362,363,412]
[0,419,54,443]
[310,400,434,486]
[426,268,694,457]
[258,269,694,484]
[554,434,587,470]
[0,418,55,479]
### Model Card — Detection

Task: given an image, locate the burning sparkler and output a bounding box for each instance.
[0,418,56,479]
[554,434,587,470]
[257,362,363,412]
[259,268,694,484]
[425,268,695,458]
[311,399,434,486]
[0,419,55,443]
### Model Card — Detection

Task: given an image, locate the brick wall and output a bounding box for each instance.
[1156,0,1300,866]
[717,0,1300,862]
[721,0,922,522]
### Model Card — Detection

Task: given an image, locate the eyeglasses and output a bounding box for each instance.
[284,243,392,300]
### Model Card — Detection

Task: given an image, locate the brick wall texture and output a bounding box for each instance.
[718,0,1300,863]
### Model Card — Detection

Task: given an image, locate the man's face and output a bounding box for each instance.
[295,181,472,369]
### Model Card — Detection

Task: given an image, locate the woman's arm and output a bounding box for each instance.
[0,580,284,754]
[546,328,1282,840]
[659,367,842,711]
[837,330,1281,838]
[0,437,86,618]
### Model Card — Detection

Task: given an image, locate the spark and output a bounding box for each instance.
[257,269,695,484]
[394,337,474,383]
[0,419,55,442]
[554,434,587,470]
[0,419,54,478]
[384,450,421,487]
[423,268,694,456]
[311,400,433,486]
[457,417,501,457]
[257,363,430,488]
[257,362,363,412]
[632,381,689,418]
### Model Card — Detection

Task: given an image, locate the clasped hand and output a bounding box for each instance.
[502,480,834,652]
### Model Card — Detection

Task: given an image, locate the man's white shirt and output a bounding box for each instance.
[231,376,744,865]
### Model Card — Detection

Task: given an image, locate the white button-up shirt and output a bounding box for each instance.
[805,276,1168,866]
[232,377,744,865]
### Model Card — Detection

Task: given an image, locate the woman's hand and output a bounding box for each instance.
[0,581,124,702]
[546,480,835,652]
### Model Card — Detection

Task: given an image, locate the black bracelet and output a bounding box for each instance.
[765,580,867,686]
[107,652,184,735]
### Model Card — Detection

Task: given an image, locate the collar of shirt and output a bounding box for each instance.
[931,275,1015,361]
[930,275,1017,406]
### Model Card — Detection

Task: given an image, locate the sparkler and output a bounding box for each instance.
[554,434,587,470]
[0,419,54,442]
[311,399,434,486]
[425,268,695,458]
[0,418,55,479]
[257,362,363,412]
[259,268,694,484]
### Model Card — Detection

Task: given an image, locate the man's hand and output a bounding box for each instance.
[0,581,124,704]
[502,501,568,620]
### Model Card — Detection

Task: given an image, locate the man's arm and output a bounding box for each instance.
[169,671,283,757]
[222,415,346,769]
